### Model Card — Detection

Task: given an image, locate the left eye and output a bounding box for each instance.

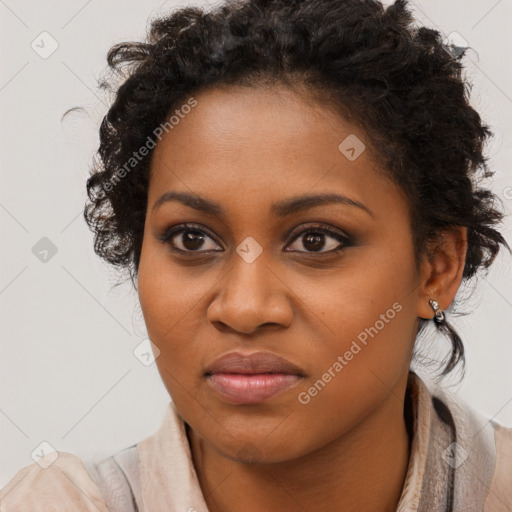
[286,227,350,254]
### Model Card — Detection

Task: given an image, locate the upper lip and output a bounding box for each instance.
[205,351,305,376]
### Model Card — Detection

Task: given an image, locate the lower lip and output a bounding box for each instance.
[206,373,301,404]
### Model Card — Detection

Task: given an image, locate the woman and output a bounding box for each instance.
[1,0,511,510]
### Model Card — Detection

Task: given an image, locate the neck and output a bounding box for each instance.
[188,377,412,512]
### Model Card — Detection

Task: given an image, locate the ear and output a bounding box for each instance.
[416,226,468,320]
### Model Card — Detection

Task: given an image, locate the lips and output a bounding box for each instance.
[205,351,305,375]
[205,351,305,404]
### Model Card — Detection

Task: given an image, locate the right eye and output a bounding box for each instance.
[159,223,223,253]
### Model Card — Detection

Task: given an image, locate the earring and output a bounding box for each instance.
[429,299,445,325]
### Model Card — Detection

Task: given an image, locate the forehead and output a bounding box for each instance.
[148,84,405,219]
[152,84,369,165]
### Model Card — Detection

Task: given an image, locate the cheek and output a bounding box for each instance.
[289,293,415,454]
[137,242,212,392]
[137,238,196,334]
[307,297,415,397]
[293,247,418,400]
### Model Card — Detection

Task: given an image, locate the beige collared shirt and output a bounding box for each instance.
[1,372,511,511]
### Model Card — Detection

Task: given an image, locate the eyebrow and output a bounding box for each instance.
[152,191,374,218]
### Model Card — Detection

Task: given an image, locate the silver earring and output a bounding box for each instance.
[429,299,445,325]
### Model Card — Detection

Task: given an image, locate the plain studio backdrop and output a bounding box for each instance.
[1,0,511,487]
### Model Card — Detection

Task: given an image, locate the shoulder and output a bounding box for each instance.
[84,444,143,512]
[0,451,109,512]
[416,373,512,510]
[485,421,512,511]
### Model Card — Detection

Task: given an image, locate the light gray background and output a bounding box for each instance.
[1,0,511,487]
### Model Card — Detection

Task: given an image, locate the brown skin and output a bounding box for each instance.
[137,84,467,512]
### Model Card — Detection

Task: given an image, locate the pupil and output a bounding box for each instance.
[304,233,325,252]
[183,231,204,251]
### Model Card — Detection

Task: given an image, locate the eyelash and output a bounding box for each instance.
[157,222,353,256]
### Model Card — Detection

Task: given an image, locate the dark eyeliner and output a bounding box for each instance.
[285,224,353,253]
[157,223,222,250]
[157,222,353,254]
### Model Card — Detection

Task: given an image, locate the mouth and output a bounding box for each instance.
[206,373,302,404]
[204,351,305,404]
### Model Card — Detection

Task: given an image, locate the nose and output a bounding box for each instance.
[206,250,293,335]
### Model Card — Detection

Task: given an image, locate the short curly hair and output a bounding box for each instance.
[82,0,510,376]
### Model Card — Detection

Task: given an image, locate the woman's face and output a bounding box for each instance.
[137,84,426,463]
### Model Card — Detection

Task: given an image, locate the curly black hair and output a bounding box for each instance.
[81,0,510,376]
